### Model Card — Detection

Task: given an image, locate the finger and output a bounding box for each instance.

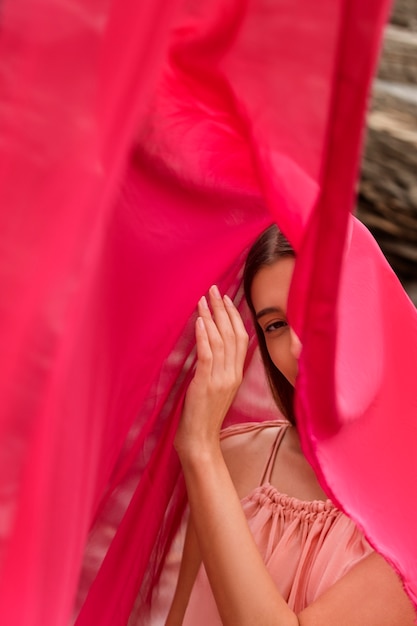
[208,285,237,374]
[193,316,213,381]
[223,294,249,373]
[197,295,225,371]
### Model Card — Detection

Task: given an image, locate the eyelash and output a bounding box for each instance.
[264,320,288,334]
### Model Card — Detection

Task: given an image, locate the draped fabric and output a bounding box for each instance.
[0,0,416,625]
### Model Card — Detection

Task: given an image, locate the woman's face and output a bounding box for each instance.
[250,257,301,386]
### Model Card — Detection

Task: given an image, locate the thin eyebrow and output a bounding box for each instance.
[255,306,284,321]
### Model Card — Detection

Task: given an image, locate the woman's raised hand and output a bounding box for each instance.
[175,285,249,458]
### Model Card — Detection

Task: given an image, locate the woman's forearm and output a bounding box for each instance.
[179,443,298,626]
[175,288,297,624]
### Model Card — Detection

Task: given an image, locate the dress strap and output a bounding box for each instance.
[220,420,287,441]
[259,423,290,486]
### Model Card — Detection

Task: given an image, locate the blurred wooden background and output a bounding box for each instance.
[358,0,417,304]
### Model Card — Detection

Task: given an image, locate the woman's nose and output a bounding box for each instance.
[289,328,302,360]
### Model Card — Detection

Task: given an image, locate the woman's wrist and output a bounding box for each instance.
[175,435,223,469]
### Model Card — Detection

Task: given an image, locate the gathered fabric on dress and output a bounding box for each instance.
[183,421,373,624]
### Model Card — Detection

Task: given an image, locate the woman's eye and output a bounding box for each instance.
[264,320,288,334]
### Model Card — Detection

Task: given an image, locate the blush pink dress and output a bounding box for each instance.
[183,421,373,624]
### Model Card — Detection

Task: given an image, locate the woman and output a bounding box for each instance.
[166,225,415,625]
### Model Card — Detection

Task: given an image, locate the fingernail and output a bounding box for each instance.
[210,285,221,299]
[223,294,234,306]
[199,295,209,309]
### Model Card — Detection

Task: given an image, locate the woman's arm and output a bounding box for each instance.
[165,517,201,626]
[298,551,415,626]
[174,286,415,626]
[178,438,299,626]
[175,286,298,626]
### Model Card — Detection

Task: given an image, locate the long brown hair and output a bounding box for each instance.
[243,224,296,425]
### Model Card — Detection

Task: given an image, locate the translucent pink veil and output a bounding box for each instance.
[0,1,416,625]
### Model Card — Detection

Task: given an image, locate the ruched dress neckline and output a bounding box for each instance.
[183,421,373,624]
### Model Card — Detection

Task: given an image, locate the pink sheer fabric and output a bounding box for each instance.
[1,0,416,625]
